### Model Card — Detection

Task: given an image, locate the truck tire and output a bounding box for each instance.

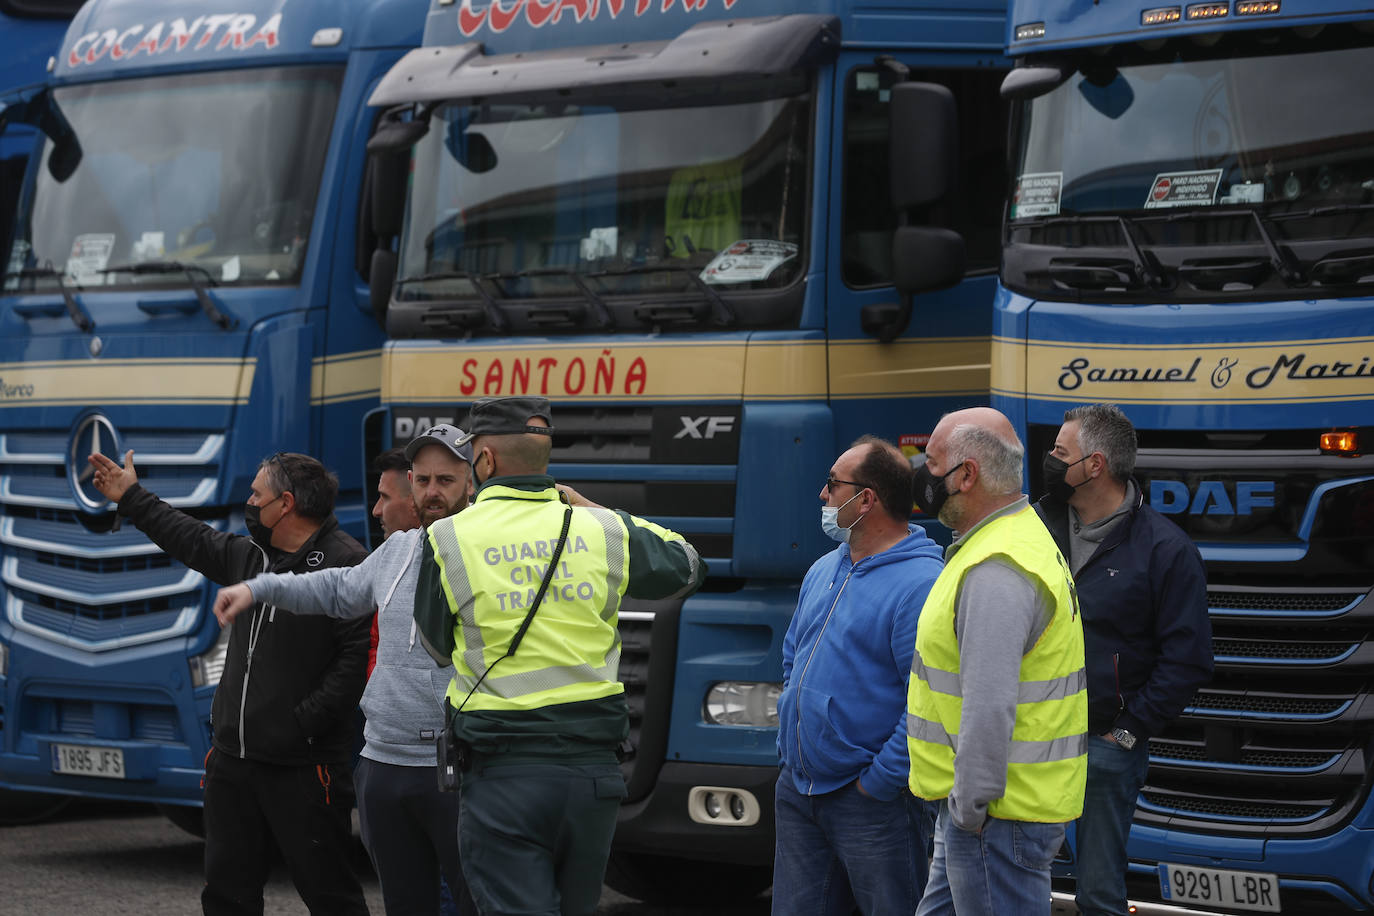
[603,851,772,904]
[156,802,206,838]
[0,788,70,825]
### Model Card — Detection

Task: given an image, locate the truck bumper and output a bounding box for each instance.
[0,628,213,807]
[614,761,778,867]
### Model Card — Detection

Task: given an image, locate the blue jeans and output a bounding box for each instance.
[772,767,936,916]
[916,801,1066,916]
[1075,735,1151,916]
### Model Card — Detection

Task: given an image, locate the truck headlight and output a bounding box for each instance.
[189,626,232,688]
[703,681,781,727]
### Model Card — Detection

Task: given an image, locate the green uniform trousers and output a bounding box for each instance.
[459,759,626,916]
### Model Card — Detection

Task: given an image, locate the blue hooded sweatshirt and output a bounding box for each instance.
[776,525,944,801]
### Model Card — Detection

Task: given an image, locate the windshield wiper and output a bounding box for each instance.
[589,262,736,328]
[1028,213,1164,290]
[396,270,509,333]
[2,266,95,332]
[490,268,613,330]
[100,261,238,330]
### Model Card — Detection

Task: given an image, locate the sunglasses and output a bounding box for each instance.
[268,452,298,498]
[824,476,869,494]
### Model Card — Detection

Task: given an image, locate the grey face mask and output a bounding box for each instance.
[820,490,865,544]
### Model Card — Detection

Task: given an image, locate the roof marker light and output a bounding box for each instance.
[311,28,344,47]
[1015,21,1047,40]
[1142,6,1183,24]
[1186,2,1229,18]
[1236,0,1280,14]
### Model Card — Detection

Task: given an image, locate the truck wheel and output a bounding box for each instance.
[0,788,70,825]
[603,852,772,904]
[157,802,205,838]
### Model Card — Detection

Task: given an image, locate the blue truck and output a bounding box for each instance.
[996,1,1374,912]
[0,0,429,830]
[366,0,1008,900]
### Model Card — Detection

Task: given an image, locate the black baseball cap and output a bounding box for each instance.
[456,397,555,445]
[403,424,475,463]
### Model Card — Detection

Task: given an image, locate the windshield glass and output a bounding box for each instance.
[397,80,810,315]
[1012,43,1374,219]
[5,66,341,292]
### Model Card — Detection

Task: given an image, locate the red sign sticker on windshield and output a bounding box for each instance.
[1143,169,1223,209]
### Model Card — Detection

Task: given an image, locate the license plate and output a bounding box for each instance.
[51,742,125,779]
[1159,862,1280,912]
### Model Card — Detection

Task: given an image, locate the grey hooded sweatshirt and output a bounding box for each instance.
[246,527,452,766]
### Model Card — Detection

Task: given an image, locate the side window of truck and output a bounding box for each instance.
[841,65,1008,288]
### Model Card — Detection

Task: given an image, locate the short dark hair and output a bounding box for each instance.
[850,435,914,522]
[371,447,410,477]
[258,452,338,521]
[1063,403,1137,480]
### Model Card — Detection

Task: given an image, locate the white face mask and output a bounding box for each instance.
[820,489,866,544]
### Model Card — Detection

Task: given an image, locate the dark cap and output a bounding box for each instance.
[403,424,475,464]
[456,397,555,445]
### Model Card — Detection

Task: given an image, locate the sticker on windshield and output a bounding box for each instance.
[1011,172,1063,218]
[66,233,115,286]
[700,240,797,285]
[1144,169,1224,209]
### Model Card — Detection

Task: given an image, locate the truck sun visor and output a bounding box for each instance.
[368,13,840,108]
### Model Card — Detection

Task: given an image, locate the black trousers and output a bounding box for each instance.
[201,749,369,916]
[354,756,476,916]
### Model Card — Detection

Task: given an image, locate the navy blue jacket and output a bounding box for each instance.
[1036,490,1213,739]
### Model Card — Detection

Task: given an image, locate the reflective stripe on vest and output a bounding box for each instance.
[906,504,1087,823]
[428,487,628,712]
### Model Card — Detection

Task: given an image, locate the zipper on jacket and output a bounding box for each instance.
[1113,651,1124,717]
[793,558,861,793]
[237,545,271,759]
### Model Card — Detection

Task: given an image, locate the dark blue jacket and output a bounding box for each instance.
[777,526,944,800]
[1036,490,1213,739]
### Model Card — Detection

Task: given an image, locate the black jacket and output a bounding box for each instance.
[1036,489,1213,739]
[119,483,369,765]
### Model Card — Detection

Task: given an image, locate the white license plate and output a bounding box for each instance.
[1159,862,1280,912]
[51,742,125,779]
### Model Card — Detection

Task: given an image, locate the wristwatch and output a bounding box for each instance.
[1110,726,1137,750]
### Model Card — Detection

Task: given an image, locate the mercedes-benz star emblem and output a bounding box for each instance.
[69,413,121,513]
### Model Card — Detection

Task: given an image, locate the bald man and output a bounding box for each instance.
[906,408,1088,916]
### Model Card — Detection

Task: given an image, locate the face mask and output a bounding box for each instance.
[820,489,865,543]
[1042,453,1091,504]
[911,461,963,517]
[245,495,283,546]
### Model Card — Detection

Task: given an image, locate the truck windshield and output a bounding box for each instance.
[5,66,341,292]
[398,81,810,319]
[1005,36,1374,300]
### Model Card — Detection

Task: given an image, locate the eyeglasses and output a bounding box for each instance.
[824,476,869,494]
[268,452,298,498]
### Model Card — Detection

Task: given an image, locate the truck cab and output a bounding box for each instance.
[367,0,1009,900]
[0,0,429,825]
[996,2,1374,911]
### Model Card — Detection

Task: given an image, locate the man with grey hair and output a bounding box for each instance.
[1036,404,1212,916]
[907,407,1087,916]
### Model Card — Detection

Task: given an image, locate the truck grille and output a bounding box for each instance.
[547,406,739,567]
[1026,425,1374,839]
[0,430,224,651]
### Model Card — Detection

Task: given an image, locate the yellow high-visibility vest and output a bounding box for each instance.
[427,484,633,713]
[906,505,1087,822]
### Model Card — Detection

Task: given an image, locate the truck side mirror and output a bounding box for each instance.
[889,82,957,211]
[864,81,966,342]
[369,249,397,328]
[369,150,409,241]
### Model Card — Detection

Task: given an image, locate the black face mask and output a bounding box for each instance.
[1041,453,1091,504]
[912,461,963,517]
[244,495,282,546]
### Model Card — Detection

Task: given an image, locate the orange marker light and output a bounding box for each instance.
[1320,430,1360,455]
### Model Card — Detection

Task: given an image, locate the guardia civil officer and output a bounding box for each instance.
[413,396,707,916]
